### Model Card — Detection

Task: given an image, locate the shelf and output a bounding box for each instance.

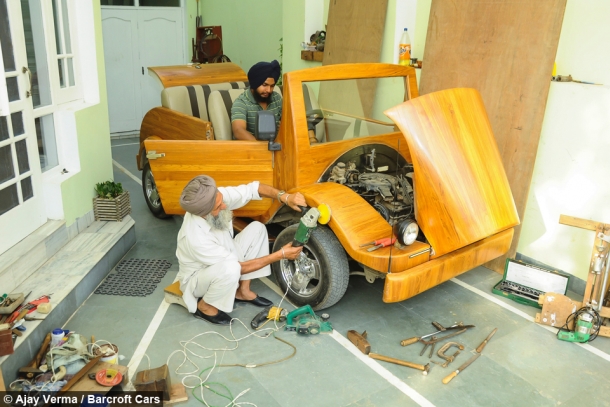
[301,50,324,62]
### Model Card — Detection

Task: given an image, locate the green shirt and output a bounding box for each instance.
[230,88,282,139]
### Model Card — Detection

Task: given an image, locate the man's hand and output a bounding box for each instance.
[281,243,303,260]
[285,192,307,212]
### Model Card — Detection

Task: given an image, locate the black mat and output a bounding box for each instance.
[95,259,171,296]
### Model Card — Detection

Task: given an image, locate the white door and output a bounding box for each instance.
[0,0,46,254]
[101,4,185,134]
[138,8,184,116]
[101,9,141,133]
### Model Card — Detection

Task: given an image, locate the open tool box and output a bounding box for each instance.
[493,259,570,308]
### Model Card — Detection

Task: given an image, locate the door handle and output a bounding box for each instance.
[22,67,32,98]
[142,67,144,75]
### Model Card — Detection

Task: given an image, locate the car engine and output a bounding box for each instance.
[321,146,414,226]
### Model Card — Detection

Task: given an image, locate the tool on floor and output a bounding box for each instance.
[476,328,498,352]
[18,332,51,379]
[347,330,371,354]
[436,342,464,368]
[347,329,430,375]
[285,305,332,335]
[442,328,497,384]
[557,307,599,343]
[420,336,436,357]
[292,204,332,247]
[418,328,468,353]
[400,322,474,346]
[251,306,287,330]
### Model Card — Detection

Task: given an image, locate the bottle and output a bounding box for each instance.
[398,28,411,66]
[51,328,65,347]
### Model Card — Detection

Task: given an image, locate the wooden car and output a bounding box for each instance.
[137,63,519,310]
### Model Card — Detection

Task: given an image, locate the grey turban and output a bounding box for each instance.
[179,175,218,217]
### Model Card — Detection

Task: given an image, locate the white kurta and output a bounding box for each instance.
[175,181,271,313]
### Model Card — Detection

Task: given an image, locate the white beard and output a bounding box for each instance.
[205,208,233,231]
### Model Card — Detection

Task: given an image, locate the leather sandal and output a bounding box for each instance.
[234,295,273,307]
[193,309,232,325]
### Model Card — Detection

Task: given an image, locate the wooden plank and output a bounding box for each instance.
[165,383,188,404]
[148,63,247,88]
[558,214,602,231]
[301,50,323,62]
[535,293,581,329]
[321,0,388,117]
[419,0,567,272]
[385,88,519,258]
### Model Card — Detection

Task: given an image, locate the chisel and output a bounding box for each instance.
[442,327,497,384]
[442,353,480,384]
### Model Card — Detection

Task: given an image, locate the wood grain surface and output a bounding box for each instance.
[420,0,567,271]
[148,63,247,88]
[385,88,519,258]
[383,229,514,303]
[294,182,430,273]
[144,139,274,216]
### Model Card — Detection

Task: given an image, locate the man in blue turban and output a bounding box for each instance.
[231,60,283,140]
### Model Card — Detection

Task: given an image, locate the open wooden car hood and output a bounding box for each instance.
[385,88,519,258]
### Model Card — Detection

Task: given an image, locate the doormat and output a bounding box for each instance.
[95,259,172,296]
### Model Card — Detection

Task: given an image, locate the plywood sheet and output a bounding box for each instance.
[320,0,388,117]
[419,0,567,272]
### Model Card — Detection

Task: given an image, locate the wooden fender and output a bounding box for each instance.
[295,182,430,273]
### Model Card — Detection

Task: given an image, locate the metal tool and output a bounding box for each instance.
[420,336,436,357]
[442,353,480,384]
[347,329,430,375]
[401,322,474,346]
[367,237,396,252]
[437,342,464,368]
[369,353,430,375]
[476,328,498,352]
[442,327,497,384]
[360,237,396,250]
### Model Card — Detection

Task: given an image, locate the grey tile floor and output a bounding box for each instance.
[63,137,610,407]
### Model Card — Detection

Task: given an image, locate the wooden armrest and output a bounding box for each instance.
[140,107,214,143]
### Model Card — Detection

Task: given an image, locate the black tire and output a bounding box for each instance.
[272,225,349,310]
[142,162,170,219]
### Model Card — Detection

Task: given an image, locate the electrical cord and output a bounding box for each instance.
[556,306,601,342]
[164,283,296,406]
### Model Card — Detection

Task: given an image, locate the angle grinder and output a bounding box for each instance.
[289,204,331,292]
[292,204,331,247]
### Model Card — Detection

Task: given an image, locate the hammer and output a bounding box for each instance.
[18,333,51,379]
[347,330,430,375]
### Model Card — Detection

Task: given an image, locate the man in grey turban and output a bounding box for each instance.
[176,175,306,325]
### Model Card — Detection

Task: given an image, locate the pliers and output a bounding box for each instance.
[360,237,396,252]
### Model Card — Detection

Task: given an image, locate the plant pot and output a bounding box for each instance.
[93,191,132,222]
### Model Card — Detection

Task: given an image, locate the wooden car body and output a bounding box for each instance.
[138,63,519,307]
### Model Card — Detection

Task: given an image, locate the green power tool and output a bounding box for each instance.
[292,204,331,247]
[285,305,332,335]
[557,308,595,343]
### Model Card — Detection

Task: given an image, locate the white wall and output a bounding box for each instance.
[517,0,610,281]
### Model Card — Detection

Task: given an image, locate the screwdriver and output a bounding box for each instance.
[367,237,396,252]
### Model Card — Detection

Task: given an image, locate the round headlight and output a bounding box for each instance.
[393,219,419,246]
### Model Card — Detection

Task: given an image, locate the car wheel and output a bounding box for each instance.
[272,224,349,310]
[142,162,170,219]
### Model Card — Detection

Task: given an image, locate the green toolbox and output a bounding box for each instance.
[492,258,570,308]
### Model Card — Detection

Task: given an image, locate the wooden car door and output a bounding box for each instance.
[143,139,274,217]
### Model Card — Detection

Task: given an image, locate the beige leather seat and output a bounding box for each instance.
[161,81,249,121]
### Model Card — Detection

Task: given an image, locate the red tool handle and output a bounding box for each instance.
[376,237,396,247]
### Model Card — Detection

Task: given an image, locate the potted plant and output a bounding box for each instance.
[93,180,131,221]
